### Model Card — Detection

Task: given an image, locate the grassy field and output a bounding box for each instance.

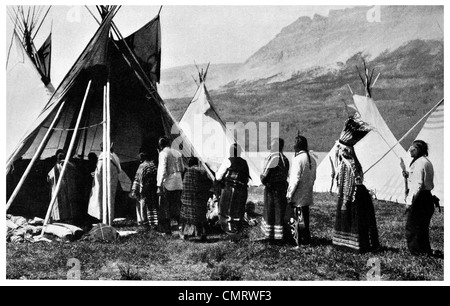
[6,188,444,282]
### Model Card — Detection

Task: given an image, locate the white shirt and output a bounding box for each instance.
[406,156,434,205]
[215,158,231,181]
[286,151,317,207]
[157,147,184,190]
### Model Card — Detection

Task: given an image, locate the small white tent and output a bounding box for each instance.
[179,68,261,186]
[315,62,415,203]
[314,95,409,204]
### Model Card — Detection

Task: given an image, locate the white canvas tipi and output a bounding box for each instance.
[413,100,444,205]
[6,6,54,162]
[315,62,413,203]
[314,95,409,204]
[179,68,261,186]
[6,6,214,227]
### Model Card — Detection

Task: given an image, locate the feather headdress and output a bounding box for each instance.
[338,116,372,147]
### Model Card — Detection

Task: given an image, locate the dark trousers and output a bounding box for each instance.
[218,184,248,234]
[406,190,434,255]
[285,205,311,245]
[158,188,182,234]
[262,186,288,240]
[301,206,311,242]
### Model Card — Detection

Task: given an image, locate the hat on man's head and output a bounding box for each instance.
[338,116,372,147]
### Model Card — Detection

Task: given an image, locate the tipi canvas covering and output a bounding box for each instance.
[314,95,409,204]
[6,8,206,221]
[179,76,261,186]
[413,101,444,205]
[7,24,54,160]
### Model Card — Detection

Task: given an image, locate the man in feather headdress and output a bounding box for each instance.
[332,116,380,253]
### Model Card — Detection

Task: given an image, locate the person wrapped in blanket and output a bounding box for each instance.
[179,157,213,241]
[286,134,317,246]
[47,150,79,224]
[260,138,290,242]
[215,143,250,236]
[130,150,158,230]
[88,142,122,224]
[403,140,440,256]
[332,116,380,253]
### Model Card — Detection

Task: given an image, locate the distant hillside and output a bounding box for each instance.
[158,63,242,100]
[159,6,443,99]
[160,5,443,154]
[241,6,443,82]
[164,39,443,153]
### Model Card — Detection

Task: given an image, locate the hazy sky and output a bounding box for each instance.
[5,3,360,87]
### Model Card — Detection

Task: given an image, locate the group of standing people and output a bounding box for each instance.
[47,116,439,256]
[47,143,122,226]
[330,116,439,256]
[260,135,317,247]
[130,137,213,241]
[258,115,439,256]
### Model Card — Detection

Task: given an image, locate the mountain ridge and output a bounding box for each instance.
[163,38,443,152]
[158,5,443,99]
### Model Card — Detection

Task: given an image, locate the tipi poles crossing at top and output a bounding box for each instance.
[86,6,161,106]
[31,6,51,41]
[40,80,92,236]
[6,101,66,212]
[85,6,216,181]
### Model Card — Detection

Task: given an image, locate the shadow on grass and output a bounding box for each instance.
[193,238,223,244]
[377,245,402,254]
[310,237,333,247]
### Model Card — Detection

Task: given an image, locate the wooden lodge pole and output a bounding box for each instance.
[106,81,112,225]
[6,101,66,212]
[40,80,92,236]
[102,85,108,224]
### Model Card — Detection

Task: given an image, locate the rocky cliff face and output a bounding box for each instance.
[240,6,443,82]
[159,5,443,99]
